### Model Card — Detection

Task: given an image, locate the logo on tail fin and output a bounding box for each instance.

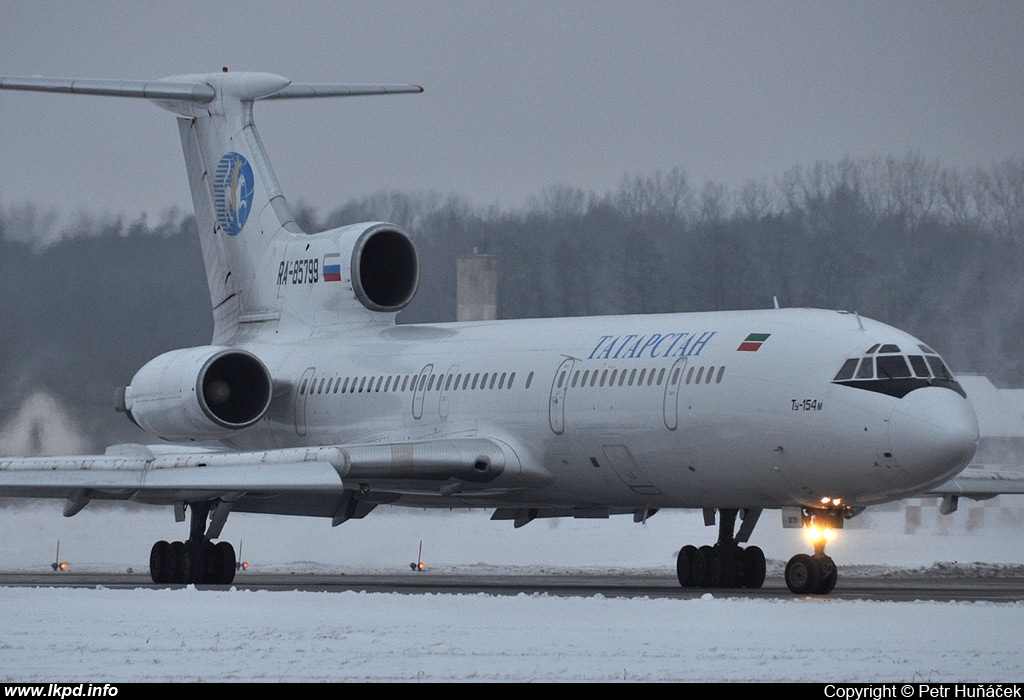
[214,153,254,235]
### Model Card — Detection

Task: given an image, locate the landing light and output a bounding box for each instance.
[820,496,843,507]
[805,525,837,546]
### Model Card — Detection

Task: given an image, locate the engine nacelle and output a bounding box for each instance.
[119,347,272,441]
[348,224,419,313]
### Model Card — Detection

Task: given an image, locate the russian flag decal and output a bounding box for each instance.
[323,253,342,282]
[737,333,770,351]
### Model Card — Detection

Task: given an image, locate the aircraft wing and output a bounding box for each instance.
[923,469,1024,500]
[0,437,514,513]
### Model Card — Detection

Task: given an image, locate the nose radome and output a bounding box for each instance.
[888,387,979,487]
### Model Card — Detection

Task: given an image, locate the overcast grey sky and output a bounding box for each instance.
[1,1,1022,220]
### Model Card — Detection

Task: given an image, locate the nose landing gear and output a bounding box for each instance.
[783,506,847,595]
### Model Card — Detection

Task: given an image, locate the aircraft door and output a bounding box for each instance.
[663,357,688,430]
[549,358,574,435]
[294,367,316,436]
[412,363,433,420]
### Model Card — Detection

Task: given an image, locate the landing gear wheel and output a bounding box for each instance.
[785,553,821,594]
[814,554,837,594]
[182,541,205,584]
[692,545,714,587]
[149,540,170,584]
[213,541,237,585]
[165,541,185,584]
[741,545,766,589]
[709,545,738,587]
[676,545,698,587]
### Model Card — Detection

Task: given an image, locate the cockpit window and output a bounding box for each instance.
[833,358,858,381]
[925,355,954,381]
[855,357,874,379]
[832,344,965,398]
[876,355,911,378]
[908,355,929,378]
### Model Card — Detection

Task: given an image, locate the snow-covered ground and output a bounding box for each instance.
[1,503,1023,681]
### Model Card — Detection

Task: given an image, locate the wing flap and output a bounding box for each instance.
[0,437,528,503]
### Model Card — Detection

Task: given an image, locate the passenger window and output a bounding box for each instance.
[590,371,599,388]
[299,378,308,395]
[657,368,666,385]
[609,369,618,386]
[499,372,507,389]
[526,371,534,389]
[705,366,714,384]
[445,375,454,391]
[685,366,694,384]
[557,371,566,389]
[876,355,911,379]
[508,372,516,388]
[833,358,858,381]
[671,367,681,385]
[489,373,498,390]
[600,369,608,387]
[695,367,704,383]
[716,366,725,383]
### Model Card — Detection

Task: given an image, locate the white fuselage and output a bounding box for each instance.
[226,306,979,511]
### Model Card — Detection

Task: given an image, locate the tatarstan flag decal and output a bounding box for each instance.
[737,333,771,351]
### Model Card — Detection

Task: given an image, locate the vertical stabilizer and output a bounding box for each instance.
[0,71,422,341]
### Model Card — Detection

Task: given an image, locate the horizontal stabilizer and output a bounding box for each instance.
[0,74,421,104]
[0,76,215,102]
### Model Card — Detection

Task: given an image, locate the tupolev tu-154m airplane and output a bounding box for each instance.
[0,71,1020,595]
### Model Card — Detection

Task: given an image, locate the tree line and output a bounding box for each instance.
[1,153,1022,448]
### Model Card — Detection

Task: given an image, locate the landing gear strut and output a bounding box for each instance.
[149,500,238,585]
[676,508,766,589]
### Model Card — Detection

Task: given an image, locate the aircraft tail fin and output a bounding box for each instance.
[0,72,422,341]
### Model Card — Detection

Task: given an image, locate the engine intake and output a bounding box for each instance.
[351,225,419,312]
[121,347,272,441]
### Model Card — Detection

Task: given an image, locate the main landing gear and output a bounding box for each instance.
[148,500,238,585]
[676,508,767,589]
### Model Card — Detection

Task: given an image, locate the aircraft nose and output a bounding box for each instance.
[888,387,979,485]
